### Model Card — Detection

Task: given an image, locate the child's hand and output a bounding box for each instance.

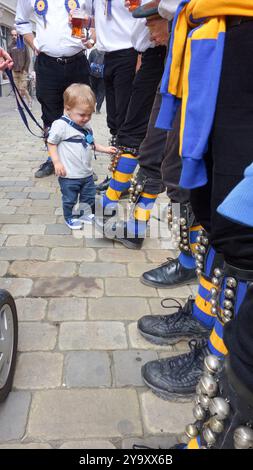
[106,146,118,154]
[54,162,67,177]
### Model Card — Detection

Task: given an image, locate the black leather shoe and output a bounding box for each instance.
[95,175,111,193]
[140,257,197,288]
[34,160,54,178]
[104,220,144,249]
[137,298,211,345]
[141,339,210,400]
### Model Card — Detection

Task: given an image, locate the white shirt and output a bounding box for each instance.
[48,118,93,178]
[86,0,138,52]
[131,0,154,52]
[15,0,87,57]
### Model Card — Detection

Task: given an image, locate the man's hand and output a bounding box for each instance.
[0,48,13,72]
[124,1,131,9]
[146,17,169,46]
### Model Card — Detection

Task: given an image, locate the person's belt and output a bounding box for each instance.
[41,50,86,64]
[227,15,253,29]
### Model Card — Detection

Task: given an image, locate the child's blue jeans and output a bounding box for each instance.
[58,175,96,220]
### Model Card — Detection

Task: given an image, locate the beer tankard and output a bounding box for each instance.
[128,0,141,12]
[71,8,89,39]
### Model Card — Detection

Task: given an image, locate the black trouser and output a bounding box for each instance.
[137,87,190,202]
[190,22,253,391]
[117,46,166,149]
[35,52,90,128]
[103,48,138,137]
[90,76,105,112]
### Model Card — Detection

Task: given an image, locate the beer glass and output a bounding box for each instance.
[71,9,86,39]
[129,0,141,12]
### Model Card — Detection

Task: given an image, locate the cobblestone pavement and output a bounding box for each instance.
[0,96,197,449]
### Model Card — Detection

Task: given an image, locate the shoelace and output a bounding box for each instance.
[160,296,193,326]
[165,338,207,371]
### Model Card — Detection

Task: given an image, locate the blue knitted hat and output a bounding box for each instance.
[217,163,253,227]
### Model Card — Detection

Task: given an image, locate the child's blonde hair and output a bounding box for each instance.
[64,83,96,112]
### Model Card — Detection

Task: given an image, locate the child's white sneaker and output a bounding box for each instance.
[79,213,95,225]
[65,217,83,230]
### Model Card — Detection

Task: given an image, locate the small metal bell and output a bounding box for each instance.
[211,307,218,315]
[211,277,220,286]
[199,374,218,397]
[214,268,223,278]
[197,254,204,262]
[185,423,199,439]
[129,186,135,193]
[226,277,237,289]
[132,196,136,203]
[223,299,233,310]
[210,287,218,297]
[233,426,253,449]
[196,383,202,395]
[182,231,188,238]
[209,397,230,420]
[209,416,224,434]
[199,394,211,410]
[198,230,204,236]
[196,268,202,276]
[202,237,209,245]
[199,245,206,254]
[204,355,221,374]
[184,246,189,251]
[196,236,202,243]
[136,184,143,193]
[180,218,186,226]
[224,288,234,299]
[183,239,188,245]
[210,299,217,307]
[203,426,216,445]
[193,404,206,421]
[223,309,233,320]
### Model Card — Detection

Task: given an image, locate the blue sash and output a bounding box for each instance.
[60,116,94,149]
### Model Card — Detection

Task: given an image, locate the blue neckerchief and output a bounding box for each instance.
[60,116,94,148]
[33,0,80,27]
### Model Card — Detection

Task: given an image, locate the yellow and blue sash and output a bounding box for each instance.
[156,0,253,190]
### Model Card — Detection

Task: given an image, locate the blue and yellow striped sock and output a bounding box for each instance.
[127,192,158,237]
[102,152,138,208]
[192,247,219,329]
[208,277,248,358]
[187,436,201,449]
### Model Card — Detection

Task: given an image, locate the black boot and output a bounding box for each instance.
[34,160,54,178]
[141,257,196,288]
[104,219,144,249]
[141,339,210,400]
[95,175,111,193]
[180,355,253,449]
[138,297,211,345]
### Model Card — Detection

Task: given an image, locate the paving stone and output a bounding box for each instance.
[127,263,158,278]
[46,224,71,235]
[0,260,9,276]
[48,298,87,321]
[80,262,126,278]
[0,214,29,224]
[113,350,158,387]
[85,238,113,248]
[122,436,178,449]
[1,224,45,235]
[157,285,193,299]
[59,321,127,350]
[9,261,77,278]
[0,235,7,246]
[140,391,194,434]
[28,389,142,440]
[7,192,28,199]
[105,278,158,297]
[18,322,58,351]
[29,215,57,224]
[5,235,29,247]
[28,192,50,200]
[17,206,55,215]
[64,351,111,387]
[0,392,31,441]
[98,248,146,262]
[0,443,52,449]
[16,298,47,321]
[145,250,175,263]
[0,278,33,297]
[14,353,63,389]
[60,441,116,449]
[128,323,173,352]
[148,297,185,315]
[88,297,150,321]
[0,247,48,260]
[50,247,96,262]
[31,277,104,298]
[0,206,17,214]
[30,235,83,247]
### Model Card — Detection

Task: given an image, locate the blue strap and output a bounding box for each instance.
[6,69,45,138]
[60,116,95,148]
